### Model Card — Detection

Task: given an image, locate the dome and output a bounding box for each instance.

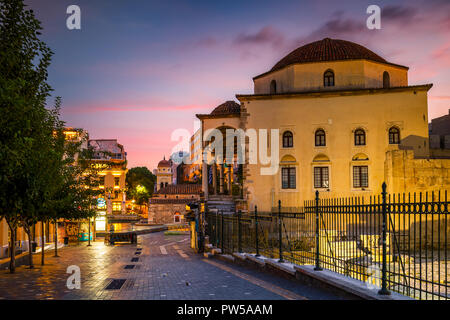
[210,101,241,116]
[270,38,388,73]
[157,156,171,168]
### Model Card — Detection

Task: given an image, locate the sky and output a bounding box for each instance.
[26,0,450,170]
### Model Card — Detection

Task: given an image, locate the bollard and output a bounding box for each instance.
[255,205,260,257]
[278,200,284,263]
[314,190,322,271]
[238,210,242,253]
[378,182,391,295]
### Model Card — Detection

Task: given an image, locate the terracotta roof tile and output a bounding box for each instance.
[210,101,241,116]
[155,184,202,195]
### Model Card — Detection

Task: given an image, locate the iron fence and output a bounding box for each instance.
[205,184,449,300]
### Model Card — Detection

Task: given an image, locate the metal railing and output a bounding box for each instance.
[205,184,449,300]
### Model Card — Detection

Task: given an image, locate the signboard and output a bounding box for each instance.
[65,222,80,243]
[97,197,106,208]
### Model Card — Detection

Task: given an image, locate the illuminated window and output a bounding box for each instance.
[114,177,120,186]
[112,202,121,211]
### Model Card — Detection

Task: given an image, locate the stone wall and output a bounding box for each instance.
[148,203,187,224]
[384,149,450,194]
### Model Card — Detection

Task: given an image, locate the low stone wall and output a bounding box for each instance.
[0,252,31,270]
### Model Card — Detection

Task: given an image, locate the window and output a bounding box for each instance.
[99,176,105,186]
[314,167,329,188]
[389,127,400,144]
[282,131,293,148]
[383,71,390,88]
[270,80,277,94]
[315,129,326,146]
[160,182,164,189]
[353,166,368,188]
[114,177,120,186]
[112,202,121,211]
[324,70,335,87]
[354,129,366,146]
[281,167,296,189]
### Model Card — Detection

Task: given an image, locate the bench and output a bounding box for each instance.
[105,231,137,245]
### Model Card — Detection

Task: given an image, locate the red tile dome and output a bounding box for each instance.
[210,101,241,116]
[270,38,388,73]
[157,156,171,167]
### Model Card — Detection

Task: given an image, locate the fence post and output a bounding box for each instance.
[255,205,260,257]
[238,210,242,253]
[221,210,224,254]
[314,190,322,271]
[215,212,219,247]
[278,200,284,263]
[378,182,391,295]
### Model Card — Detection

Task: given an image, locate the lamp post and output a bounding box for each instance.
[87,217,92,247]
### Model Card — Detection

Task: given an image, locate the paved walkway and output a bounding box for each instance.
[0,232,342,300]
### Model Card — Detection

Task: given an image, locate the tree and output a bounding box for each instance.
[126,167,156,214]
[0,0,53,273]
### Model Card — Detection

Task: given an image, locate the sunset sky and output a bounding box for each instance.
[27,0,450,169]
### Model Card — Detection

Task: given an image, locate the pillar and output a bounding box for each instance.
[227,166,232,195]
[212,164,217,195]
[202,161,209,200]
[219,164,224,194]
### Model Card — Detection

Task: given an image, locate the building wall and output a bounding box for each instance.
[148,203,187,224]
[254,60,408,94]
[98,166,127,214]
[240,87,430,211]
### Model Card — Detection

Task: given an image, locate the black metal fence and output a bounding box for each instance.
[205,184,449,300]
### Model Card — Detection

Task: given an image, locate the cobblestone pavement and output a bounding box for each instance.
[0,232,343,300]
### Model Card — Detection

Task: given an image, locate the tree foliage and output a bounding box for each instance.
[126,167,155,206]
[0,0,103,271]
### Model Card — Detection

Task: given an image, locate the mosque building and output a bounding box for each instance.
[196,38,450,212]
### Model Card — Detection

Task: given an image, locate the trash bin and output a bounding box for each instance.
[31,241,37,253]
[64,237,69,245]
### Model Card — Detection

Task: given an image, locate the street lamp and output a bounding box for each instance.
[87,217,92,247]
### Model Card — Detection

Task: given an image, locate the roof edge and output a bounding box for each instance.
[236,84,433,101]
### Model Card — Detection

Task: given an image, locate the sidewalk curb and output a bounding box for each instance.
[209,248,413,300]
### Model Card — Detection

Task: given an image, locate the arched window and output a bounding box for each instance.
[282,131,293,148]
[324,70,335,87]
[160,182,164,189]
[270,80,277,94]
[389,127,400,144]
[383,71,390,88]
[315,129,326,146]
[354,129,366,146]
